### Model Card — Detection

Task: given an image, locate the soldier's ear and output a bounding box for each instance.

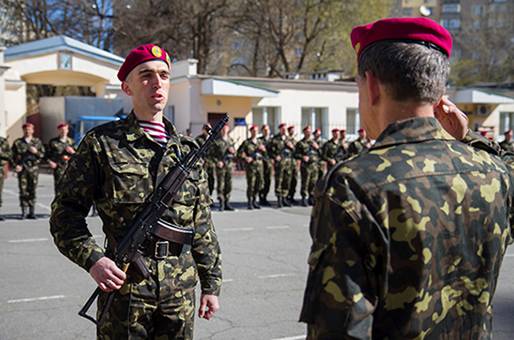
[121,81,133,96]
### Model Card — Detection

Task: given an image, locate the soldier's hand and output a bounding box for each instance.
[228,147,235,154]
[48,160,57,169]
[275,156,281,161]
[245,157,253,163]
[303,155,309,162]
[15,165,22,173]
[258,144,266,152]
[29,146,38,154]
[217,161,224,168]
[330,159,336,165]
[199,294,219,320]
[89,257,127,292]
[65,146,76,154]
[434,95,468,140]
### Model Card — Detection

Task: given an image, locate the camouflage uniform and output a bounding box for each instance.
[348,136,372,156]
[12,136,45,211]
[269,134,294,206]
[258,135,273,205]
[47,136,75,193]
[300,117,514,339]
[237,138,264,208]
[335,138,350,162]
[294,137,320,204]
[50,113,222,339]
[195,133,216,196]
[0,137,12,212]
[314,135,325,180]
[287,135,298,202]
[212,136,235,208]
[321,138,339,172]
[499,138,514,153]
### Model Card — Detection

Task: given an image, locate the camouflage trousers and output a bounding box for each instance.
[274,158,292,198]
[287,159,298,199]
[18,167,39,208]
[205,161,216,196]
[244,161,263,200]
[300,162,318,198]
[216,163,232,202]
[259,159,272,200]
[53,165,67,194]
[97,254,197,340]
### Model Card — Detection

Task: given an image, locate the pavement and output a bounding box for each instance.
[0,173,513,340]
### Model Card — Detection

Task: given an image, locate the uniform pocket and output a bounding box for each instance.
[108,161,153,203]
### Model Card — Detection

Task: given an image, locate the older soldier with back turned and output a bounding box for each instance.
[300,18,514,339]
[50,44,221,339]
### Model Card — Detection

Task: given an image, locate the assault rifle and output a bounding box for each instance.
[78,115,229,325]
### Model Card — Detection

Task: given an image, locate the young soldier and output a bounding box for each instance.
[499,129,514,152]
[47,122,75,193]
[286,125,299,204]
[300,17,514,339]
[258,124,273,206]
[50,44,221,339]
[321,128,339,172]
[348,127,372,155]
[294,126,319,206]
[237,125,265,210]
[269,123,293,208]
[212,124,236,211]
[12,123,45,219]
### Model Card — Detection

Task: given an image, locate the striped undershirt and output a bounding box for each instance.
[138,120,170,147]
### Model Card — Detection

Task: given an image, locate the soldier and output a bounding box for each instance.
[294,126,319,206]
[12,123,45,219]
[212,124,236,211]
[47,122,75,193]
[238,125,264,210]
[348,127,372,155]
[300,17,514,339]
[50,44,221,339]
[286,125,298,205]
[0,135,12,220]
[321,128,339,172]
[313,128,325,180]
[499,129,514,152]
[269,123,294,208]
[335,128,350,161]
[195,123,216,196]
[258,124,273,206]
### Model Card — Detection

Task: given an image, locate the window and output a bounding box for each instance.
[449,19,461,29]
[442,4,461,13]
[346,108,360,135]
[440,19,449,28]
[252,107,279,134]
[472,5,483,16]
[58,53,72,70]
[301,107,324,132]
[473,20,481,29]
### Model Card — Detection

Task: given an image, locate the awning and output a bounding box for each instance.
[453,89,514,104]
[201,78,278,97]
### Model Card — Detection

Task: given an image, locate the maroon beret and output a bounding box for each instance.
[351,17,452,59]
[358,128,365,133]
[117,44,172,81]
[331,128,339,133]
[303,126,311,132]
[22,123,34,129]
[287,125,295,131]
[57,122,68,129]
[249,125,258,131]
[278,123,287,129]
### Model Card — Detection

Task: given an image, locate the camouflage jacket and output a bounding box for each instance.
[321,138,339,162]
[50,113,222,295]
[237,138,264,168]
[12,137,45,169]
[258,135,272,160]
[212,136,236,164]
[295,137,321,164]
[195,133,215,165]
[47,136,75,167]
[0,137,12,166]
[499,139,514,153]
[335,140,351,162]
[269,134,294,159]
[349,137,372,155]
[300,117,514,339]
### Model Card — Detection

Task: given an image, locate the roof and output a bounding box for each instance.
[452,88,514,104]
[201,78,278,97]
[4,36,124,65]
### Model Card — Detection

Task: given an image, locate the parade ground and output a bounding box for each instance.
[0,173,514,340]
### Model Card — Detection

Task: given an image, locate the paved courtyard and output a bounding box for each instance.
[0,173,513,339]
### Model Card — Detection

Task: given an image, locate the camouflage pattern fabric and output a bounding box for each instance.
[12,137,45,208]
[294,137,320,199]
[499,139,514,153]
[0,137,12,207]
[300,117,514,339]
[314,136,325,181]
[348,137,372,156]
[237,138,264,201]
[196,133,216,196]
[258,135,273,202]
[50,113,222,339]
[287,135,298,199]
[335,139,350,162]
[212,136,235,203]
[269,134,294,198]
[321,138,339,172]
[47,136,75,193]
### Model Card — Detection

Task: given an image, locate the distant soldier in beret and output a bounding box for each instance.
[499,129,514,153]
[300,17,514,339]
[0,134,12,220]
[238,125,265,209]
[12,123,45,219]
[294,125,320,206]
[50,44,221,339]
[269,123,294,207]
[47,122,75,194]
[286,125,299,205]
[313,128,325,181]
[212,123,236,211]
[335,128,350,162]
[348,127,372,156]
[321,128,339,172]
[258,124,273,206]
[195,123,216,196]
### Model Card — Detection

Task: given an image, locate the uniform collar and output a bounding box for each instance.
[371,117,455,150]
[125,111,180,147]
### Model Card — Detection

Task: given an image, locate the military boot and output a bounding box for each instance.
[277,196,283,208]
[300,197,308,207]
[247,200,253,210]
[27,206,36,219]
[283,197,292,207]
[308,196,314,206]
[20,207,26,220]
[218,199,225,212]
[0,214,5,221]
[252,198,261,209]
[224,201,235,211]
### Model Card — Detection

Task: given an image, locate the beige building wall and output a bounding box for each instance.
[4,78,26,141]
[39,97,66,143]
[0,47,7,137]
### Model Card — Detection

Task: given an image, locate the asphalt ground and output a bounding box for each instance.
[0,173,513,340]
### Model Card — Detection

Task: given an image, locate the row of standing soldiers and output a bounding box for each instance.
[0,122,75,219]
[196,123,373,210]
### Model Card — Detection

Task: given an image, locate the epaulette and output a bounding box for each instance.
[179,135,200,150]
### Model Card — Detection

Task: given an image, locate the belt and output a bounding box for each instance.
[141,239,188,259]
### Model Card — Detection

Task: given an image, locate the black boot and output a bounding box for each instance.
[289,197,298,205]
[300,197,308,207]
[27,206,36,219]
[260,197,270,207]
[247,200,253,210]
[224,201,235,211]
[252,198,261,209]
[20,207,26,220]
[308,196,314,206]
[283,197,292,207]
[277,196,283,208]
[0,214,4,221]
[218,199,225,212]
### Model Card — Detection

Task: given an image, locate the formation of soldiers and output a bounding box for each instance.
[0,122,75,219]
[198,122,375,210]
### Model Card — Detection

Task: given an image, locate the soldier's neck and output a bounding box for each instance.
[378,99,434,133]
[133,108,164,124]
